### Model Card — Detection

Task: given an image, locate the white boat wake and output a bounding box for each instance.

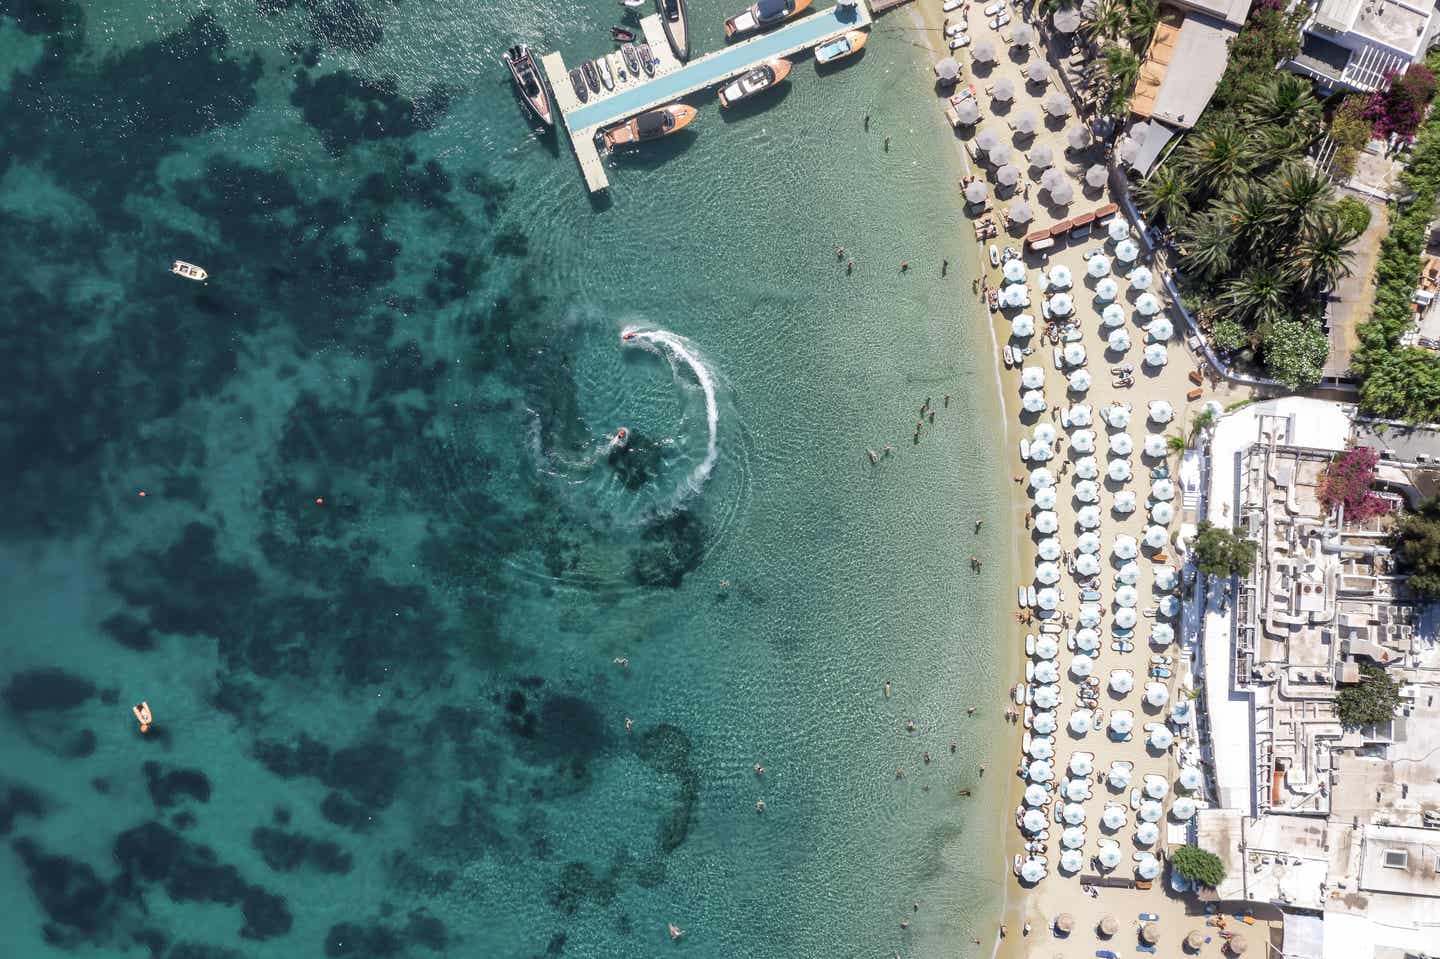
[621,325,720,497]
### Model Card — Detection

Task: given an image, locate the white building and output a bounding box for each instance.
[1287,0,1440,92]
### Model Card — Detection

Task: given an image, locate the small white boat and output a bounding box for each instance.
[171,260,207,281]
[988,244,1001,267]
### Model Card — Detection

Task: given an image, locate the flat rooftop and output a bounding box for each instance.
[1315,0,1433,57]
[1148,14,1236,129]
[1169,0,1253,28]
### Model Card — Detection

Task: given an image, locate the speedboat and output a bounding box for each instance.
[502,44,553,127]
[717,57,791,107]
[612,25,637,42]
[598,103,696,151]
[171,260,207,281]
[621,43,642,77]
[569,67,589,102]
[609,51,627,83]
[638,42,656,76]
[596,57,615,91]
[656,0,690,62]
[581,59,600,94]
[814,30,866,65]
[724,0,812,40]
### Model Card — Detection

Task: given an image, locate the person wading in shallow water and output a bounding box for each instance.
[132,701,153,734]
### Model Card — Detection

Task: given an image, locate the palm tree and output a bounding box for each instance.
[1082,0,1126,42]
[1245,75,1323,135]
[1136,164,1191,226]
[1179,121,1256,199]
[1289,211,1360,293]
[1217,179,1278,256]
[1268,162,1336,234]
[1166,433,1187,455]
[1221,266,1290,327]
[1178,212,1234,282]
[1101,46,1140,114]
[1125,0,1160,51]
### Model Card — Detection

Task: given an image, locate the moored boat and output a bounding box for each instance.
[612,26,636,42]
[724,0,811,40]
[621,43,642,77]
[609,51,628,83]
[581,59,600,94]
[569,67,589,102]
[656,0,690,62]
[814,29,866,65]
[717,57,791,107]
[638,42,656,76]
[502,43,554,127]
[596,57,615,91]
[597,103,696,152]
[171,260,208,282]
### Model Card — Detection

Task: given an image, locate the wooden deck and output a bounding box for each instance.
[870,0,915,12]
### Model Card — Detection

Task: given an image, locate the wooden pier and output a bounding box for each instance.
[869,0,915,13]
[541,3,874,194]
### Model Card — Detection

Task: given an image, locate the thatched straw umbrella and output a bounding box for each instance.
[1056,914,1075,934]
[1228,935,1249,955]
[1186,930,1206,951]
[1099,916,1119,937]
[1141,924,1160,945]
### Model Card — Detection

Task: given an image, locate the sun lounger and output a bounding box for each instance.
[1187,387,1203,401]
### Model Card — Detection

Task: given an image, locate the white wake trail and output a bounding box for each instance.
[621,326,720,496]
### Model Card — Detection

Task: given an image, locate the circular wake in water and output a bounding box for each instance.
[619,324,720,503]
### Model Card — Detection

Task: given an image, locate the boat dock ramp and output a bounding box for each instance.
[540,3,873,194]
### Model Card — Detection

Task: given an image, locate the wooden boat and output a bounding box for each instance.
[724,0,812,40]
[581,59,600,94]
[621,43,642,77]
[569,67,589,103]
[597,103,696,152]
[656,0,690,62]
[814,29,867,65]
[596,57,615,91]
[502,44,553,127]
[638,42,656,76]
[171,260,207,281]
[717,57,791,107]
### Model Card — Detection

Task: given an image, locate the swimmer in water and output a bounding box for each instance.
[132,701,153,734]
[755,800,765,813]
[905,719,917,732]
[754,762,764,776]
[613,657,629,667]
[884,680,891,698]
[625,717,633,731]
[669,923,684,940]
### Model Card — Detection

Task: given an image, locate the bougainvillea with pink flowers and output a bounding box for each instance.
[1364,65,1437,142]
[1319,447,1393,522]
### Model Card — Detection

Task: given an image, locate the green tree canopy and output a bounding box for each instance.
[1262,319,1329,390]
[1192,521,1256,577]
[1172,845,1226,887]
[1391,495,1440,597]
[1334,664,1401,728]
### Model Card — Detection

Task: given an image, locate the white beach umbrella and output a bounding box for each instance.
[1116,561,1140,585]
[1003,284,1030,308]
[1054,7,1082,33]
[973,38,998,63]
[1050,292,1074,317]
[1074,626,1100,651]
[1009,201,1035,223]
[1064,777,1091,802]
[1153,567,1177,591]
[1171,699,1194,725]
[1074,480,1099,503]
[1148,400,1174,424]
[1029,441,1054,461]
[1075,552,1100,576]
[1029,758,1054,782]
[1042,91,1070,118]
[1062,825,1087,849]
[1037,537,1062,561]
[1063,803,1087,825]
[936,57,961,81]
[1143,434,1168,458]
[1024,783,1050,807]
[1115,585,1139,608]
[1025,58,1050,84]
[1106,405,1131,429]
[1035,634,1059,659]
[1077,604,1103,629]
[1101,302,1126,327]
[1085,254,1112,281]
[1013,111,1040,136]
[1109,711,1134,735]
[1108,459,1132,483]
[1095,276,1120,302]
[1137,852,1161,881]
[1022,366,1045,389]
[1036,561,1061,585]
[1023,809,1048,834]
[1108,766,1133,792]
[1098,844,1123,869]
[1069,126,1094,151]
[1144,343,1168,367]
[965,180,989,204]
[996,163,1022,186]
[1069,369,1092,392]
[1034,486,1058,510]
[1074,456,1099,480]
[1029,732,1056,756]
[1134,821,1160,846]
[1084,163,1107,189]
[1204,399,1224,419]
[1003,258,1027,283]
[1148,317,1173,340]
[1012,23,1036,46]
[1144,525,1169,549]
[1060,848,1085,874]
[1037,587,1060,610]
[1102,805,1127,830]
[1076,531,1101,554]
[1035,511,1059,533]
[1136,292,1161,316]
[1063,342,1087,366]
[1107,218,1130,243]
[1146,777,1170,800]
[1113,490,1136,514]
[1150,623,1174,646]
[1114,607,1137,629]
[1115,239,1139,263]
[1068,404,1092,427]
[1022,388,1047,413]
[1071,655,1095,678]
[1034,686,1060,709]
[1107,328,1131,352]
[992,89,1017,115]
[1068,710,1094,735]
[1109,670,1134,694]
[1030,466,1056,488]
[1048,263,1072,288]
[1149,726,1175,750]
[1071,430,1096,453]
[955,98,982,125]
[1151,501,1175,524]
[1159,594,1181,618]
[1110,433,1133,456]
[976,128,1003,152]
[1041,167,1065,191]
[1033,711,1057,735]
[1129,265,1154,290]
[1138,800,1163,823]
[1077,505,1101,529]
[1030,143,1056,169]
[1049,180,1075,205]
[1020,858,1047,882]
[1113,535,1138,559]
[1178,767,1204,792]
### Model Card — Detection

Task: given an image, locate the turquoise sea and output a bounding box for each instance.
[0,1,1019,956]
